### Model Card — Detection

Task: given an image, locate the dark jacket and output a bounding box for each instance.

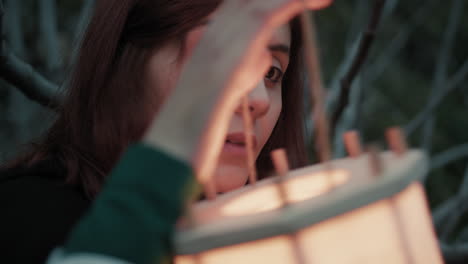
[1,144,197,264]
[0,159,91,263]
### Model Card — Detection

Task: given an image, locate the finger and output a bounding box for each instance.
[303,0,334,10]
[246,0,333,29]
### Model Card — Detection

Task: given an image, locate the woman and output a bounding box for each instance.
[0,0,332,263]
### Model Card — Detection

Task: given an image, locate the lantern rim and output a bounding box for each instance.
[174,150,428,255]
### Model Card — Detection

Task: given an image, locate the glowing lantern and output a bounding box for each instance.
[173,145,443,263]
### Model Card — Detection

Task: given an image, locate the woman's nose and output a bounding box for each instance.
[235,81,270,119]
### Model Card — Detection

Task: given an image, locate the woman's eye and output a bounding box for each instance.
[265,66,284,84]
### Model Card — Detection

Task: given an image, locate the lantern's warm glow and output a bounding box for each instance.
[175,151,443,264]
[222,169,349,216]
[176,236,296,264]
[175,183,443,264]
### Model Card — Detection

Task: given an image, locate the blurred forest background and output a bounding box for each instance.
[1,0,468,261]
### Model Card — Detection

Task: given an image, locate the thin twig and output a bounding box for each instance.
[440,241,468,263]
[430,143,468,171]
[39,0,61,71]
[3,0,26,57]
[433,179,468,253]
[367,0,438,83]
[422,118,434,153]
[405,0,467,138]
[330,0,386,138]
[0,1,4,54]
[330,0,403,157]
[332,75,362,157]
[433,195,458,230]
[405,59,468,136]
[345,0,368,49]
[325,35,359,115]
[301,11,330,162]
[381,0,399,21]
[0,1,60,110]
[421,0,464,152]
[73,0,94,44]
[439,164,468,240]
[0,48,61,109]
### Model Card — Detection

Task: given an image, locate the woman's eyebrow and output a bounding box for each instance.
[268,44,290,55]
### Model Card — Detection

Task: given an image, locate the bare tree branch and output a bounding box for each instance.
[432,0,463,91]
[325,37,359,114]
[439,164,468,240]
[332,75,362,157]
[430,143,468,170]
[422,118,435,151]
[3,0,32,142]
[404,59,468,136]
[39,0,61,72]
[344,0,368,50]
[441,221,468,263]
[433,195,458,230]
[73,0,94,44]
[0,48,61,109]
[405,0,465,139]
[0,1,60,110]
[302,12,331,162]
[325,0,406,117]
[3,0,26,57]
[330,0,386,138]
[381,0,399,21]
[440,241,468,264]
[461,89,468,109]
[456,226,468,243]
[367,0,438,82]
[433,163,468,263]
[0,1,4,52]
[421,0,465,152]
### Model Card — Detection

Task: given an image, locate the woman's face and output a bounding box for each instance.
[146,22,291,193]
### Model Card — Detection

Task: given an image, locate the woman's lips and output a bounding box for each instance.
[223,141,248,155]
[222,132,257,156]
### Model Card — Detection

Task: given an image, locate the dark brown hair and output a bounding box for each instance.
[6,0,307,198]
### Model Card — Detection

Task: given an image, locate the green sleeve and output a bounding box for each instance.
[64,143,200,264]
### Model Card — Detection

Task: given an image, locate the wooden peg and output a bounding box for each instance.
[366,144,382,177]
[385,127,407,156]
[271,148,290,175]
[343,130,362,158]
[301,10,332,164]
[271,148,290,205]
[242,96,257,185]
[203,180,217,200]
